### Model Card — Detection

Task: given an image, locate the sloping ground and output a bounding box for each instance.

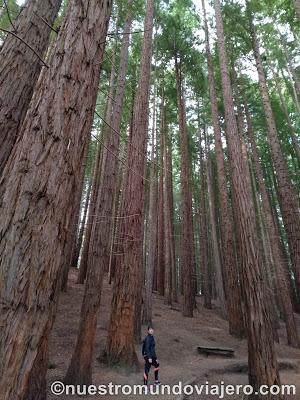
[47,269,300,399]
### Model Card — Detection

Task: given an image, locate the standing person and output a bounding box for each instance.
[142,325,160,385]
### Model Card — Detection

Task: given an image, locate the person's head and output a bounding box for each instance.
[147,325,154,335]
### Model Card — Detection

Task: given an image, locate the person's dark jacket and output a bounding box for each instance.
[142,334,157,358]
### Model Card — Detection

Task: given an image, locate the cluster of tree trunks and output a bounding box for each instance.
[213,0,281,394]
[0,1,112,398]
[0,0,299,398]
[103,0,155,369]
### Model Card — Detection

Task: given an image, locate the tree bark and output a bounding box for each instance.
[65,5,134,385]
[0,0,62,174]
[166,136,178,303]
[199,130,211,310]
[175,55,195,318]
[214,0,281,395]
[143,88,158,325]
[157,95,166,297]
[77,141,103,284]
[162,99,172,306]
[201,0,244,337]
[71,178,92,268]
[60,149,90,291]
[0,1,112,398]
[270,67,300,164]
[104,0,155,369]
[248,5,300,305]
[205,137,227,319]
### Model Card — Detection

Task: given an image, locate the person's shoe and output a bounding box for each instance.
[154,380,161,385]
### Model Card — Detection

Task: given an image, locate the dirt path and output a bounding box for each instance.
[47,269,300,399]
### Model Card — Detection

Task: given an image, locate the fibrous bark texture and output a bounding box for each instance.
[0,0,62,174]
[104,0,155,369]
[0,1,112,398]
[214,0,281,395]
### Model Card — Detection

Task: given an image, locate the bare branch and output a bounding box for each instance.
[33,11,59,34]
[107,29,150,36]
[99,29,151,45]
[0,28,49,68]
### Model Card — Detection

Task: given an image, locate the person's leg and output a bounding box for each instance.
[152,358,160,382]
[144,357,151,385]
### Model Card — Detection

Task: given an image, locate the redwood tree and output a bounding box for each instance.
[0,1,112,398]
[213,0,281,394]
[0,0,62,174]
[143,86,158,325]
[104,0,155,368]
[201,0,244,337]
[174,54,195,318]
[64,4,134,384]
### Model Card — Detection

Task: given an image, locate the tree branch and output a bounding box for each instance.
[0,28,49,68]
[33,11,59,34]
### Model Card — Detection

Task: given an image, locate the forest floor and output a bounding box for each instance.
[47,269,300,399]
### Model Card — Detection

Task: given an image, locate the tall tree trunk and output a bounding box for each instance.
[277,26,300,96]
[247,4,300,304]
[60,146,90,292]
[76,30,119,284]
[166,136,178,303]
[71,178,92,268]
[248,152,280,343]
[201,0,244,337]
[143,88,158,325]
[0,1,112,399]
[199,130,211,310]
[157,95,165,297]
[65,5,134,384]
[235,88,280,340]
[77,141,103,284]
[245,102,300,348]
[0,0,62,174]
[205,138,227,319]
[162,101,172,306]
[174,55,195,318]
[104,0,155,369]
[270,68,300,164]
[214,0,281,394]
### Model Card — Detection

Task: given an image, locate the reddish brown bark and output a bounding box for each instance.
[61,147,90,292]
[206,138,227,319]
[175,55,195,318]
[214,0,281,394]
[143,89,158,325]
[157,95,166,297]
[199,131,211,309]
[104,0,155,368]
[0,0,62,174]
[166,137,178,303]
[201,0,244,336]
[65,6,134,384]
[0,2,112,398]
[162,102,172,306]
